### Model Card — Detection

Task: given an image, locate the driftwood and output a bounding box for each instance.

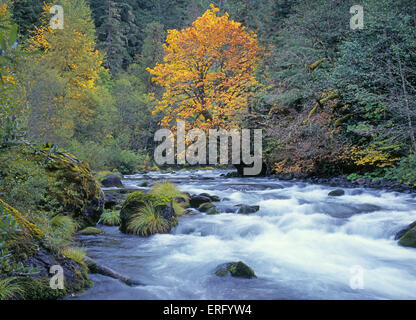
[85,256,141,287]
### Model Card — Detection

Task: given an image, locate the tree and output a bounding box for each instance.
[147,4,261,131]
[135,22,165,92]
[26,0,104,145]
[96,0,128,74]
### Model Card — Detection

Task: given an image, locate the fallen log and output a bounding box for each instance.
[85,256,141,287]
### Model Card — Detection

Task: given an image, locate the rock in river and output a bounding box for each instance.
[215,261,257,279]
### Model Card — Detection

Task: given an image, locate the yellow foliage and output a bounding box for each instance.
[148,4,261,132]
[350,145,400,168]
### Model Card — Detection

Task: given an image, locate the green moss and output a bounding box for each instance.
[227,261,256,279]
[399,228,416,248]
[198,202,216,213]
[215,269,228,277]
[0,144,104,226]
[78,227,105,235]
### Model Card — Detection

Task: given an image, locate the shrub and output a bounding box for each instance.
[127,204,170,237]
[99,211,121,226]
[386,154,416,186]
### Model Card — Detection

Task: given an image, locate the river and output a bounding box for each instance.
[71,169,416,300]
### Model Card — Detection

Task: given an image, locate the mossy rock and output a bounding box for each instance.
[119,191,170,233]
[198,202,216,213]
[17,249,92,300]
[78,227,105,235]
[215,261,256,279]
[0,144,104,226]
[0,199,44,260]
[398,227,416,248]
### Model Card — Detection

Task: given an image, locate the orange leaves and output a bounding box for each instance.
[148,4,261,133]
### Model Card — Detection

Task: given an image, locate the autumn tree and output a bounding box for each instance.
[25,0,104,144]
[147,4,261,132]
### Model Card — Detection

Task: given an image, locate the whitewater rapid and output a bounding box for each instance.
[72,170,416,300]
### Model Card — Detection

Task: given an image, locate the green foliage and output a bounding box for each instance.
[0,277,23,300]
[127,204,170,236]
[99,210,121,226]
[386,154,416,186]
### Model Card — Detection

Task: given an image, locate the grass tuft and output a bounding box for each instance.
[0,277,23,300]
[127,204,170,236]
[99,210,121,226]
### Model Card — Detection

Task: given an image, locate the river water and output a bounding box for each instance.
[71,170,416,300]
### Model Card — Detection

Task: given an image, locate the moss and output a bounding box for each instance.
[0,199,44,260]
[0,144,104,226]
[215,269,228,277]
[78,227,105,235]
[227,262,256,279]
[215,262,256,279]
[0,199,44,241]
[198,202,216,213]
[398,228,416,248]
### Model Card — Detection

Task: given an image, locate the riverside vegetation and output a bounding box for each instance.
[1,0,416,299]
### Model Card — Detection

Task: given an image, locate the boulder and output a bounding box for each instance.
[328,189,345,197]
[215,261,256,279]
[0,144,104,226]
[104,193,118,209]
[190,195,211,208]
[198,202,217,215]
[395,221,416,240]
[199,193,220,202]
[235,204,260,214]
[101,173,123,188]
[398,224,416,248]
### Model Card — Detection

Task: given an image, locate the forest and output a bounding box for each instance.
[0,0,416,301]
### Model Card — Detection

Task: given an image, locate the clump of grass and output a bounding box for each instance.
[43,214,79,250]
[149,181,188,201]
[61,247,86,265]
[149,181,189,216]
[99,211,121,226]
[127,204,170,236]
[0,277,23,300]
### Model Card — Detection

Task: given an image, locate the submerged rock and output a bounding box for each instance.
[215,261,257,279]
[328,189,345,197]
[235,204,260,214]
